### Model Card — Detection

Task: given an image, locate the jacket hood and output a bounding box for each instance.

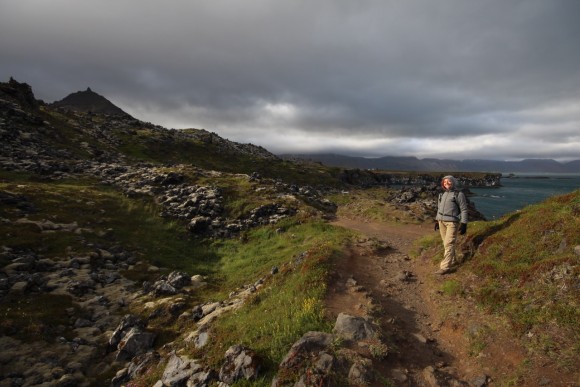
[441,175,458,190]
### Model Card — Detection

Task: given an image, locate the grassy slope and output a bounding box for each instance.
[415,189,580,380]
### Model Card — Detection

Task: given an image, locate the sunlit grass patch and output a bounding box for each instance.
[191,223,350,379]
[210,220,351,292]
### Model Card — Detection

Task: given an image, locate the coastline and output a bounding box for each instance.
[470,173,580,220]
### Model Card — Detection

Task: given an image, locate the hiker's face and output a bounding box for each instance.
[443,179,453,190]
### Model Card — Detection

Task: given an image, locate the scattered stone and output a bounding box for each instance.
[333,313,376,341]
[538,377,551,386]
[167,271,191,289]
[219,344,261,384]
[470,374,488,387]
[422,366,439,387]
[397,270,413,282]
[190,274,207,289]
[412,333,428,344]
[109,314,145,349]
[115,327,156,361]
[160,352,202,386]
[348,358,373,386]
[391,368,408,383]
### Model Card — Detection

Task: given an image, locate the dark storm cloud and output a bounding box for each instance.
[1,0,579,160]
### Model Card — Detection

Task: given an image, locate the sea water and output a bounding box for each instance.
[469,173,580,220]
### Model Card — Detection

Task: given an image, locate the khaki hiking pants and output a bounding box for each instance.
[438,220,459,270]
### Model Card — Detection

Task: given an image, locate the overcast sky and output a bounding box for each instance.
[1,0,579,161]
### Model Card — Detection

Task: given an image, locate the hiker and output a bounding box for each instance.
[434,175,468,275]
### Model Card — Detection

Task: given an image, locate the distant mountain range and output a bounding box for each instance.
[282,153,580,173]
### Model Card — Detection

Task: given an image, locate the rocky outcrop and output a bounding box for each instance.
[272,322,382,386]
[339,169,502,188]
[219,345,261,384]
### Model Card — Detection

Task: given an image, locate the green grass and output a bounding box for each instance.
[440,279,462,297]
[182,221,352,381]
[409,233,439,259]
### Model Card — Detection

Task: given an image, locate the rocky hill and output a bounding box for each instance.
[0,78,343,187]
[51,87,131,117]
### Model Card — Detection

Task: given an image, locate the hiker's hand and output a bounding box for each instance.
[434,222,439,231]
[459,223,467,235]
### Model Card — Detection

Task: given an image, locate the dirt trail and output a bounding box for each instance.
[326,217,489,386]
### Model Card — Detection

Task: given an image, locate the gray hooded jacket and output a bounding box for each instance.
[436,175,469,224]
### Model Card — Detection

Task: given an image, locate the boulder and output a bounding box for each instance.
[187,216,211,234]
[279,331,334,367]
[151,280,177,296]
[348,358,373,385]
[109,314,145,348]
[115,327,156,361]
[190,274,207,290]
[333,313,376,341]
[161,352,202,386]
[167,271,191,289]
[219,345,261,384]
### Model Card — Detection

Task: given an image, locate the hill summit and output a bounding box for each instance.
[51,87,130,117]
